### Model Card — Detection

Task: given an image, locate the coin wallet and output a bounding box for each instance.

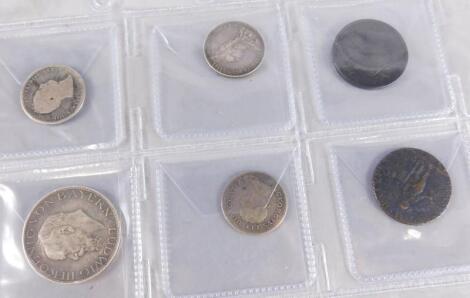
[1,0,470,298]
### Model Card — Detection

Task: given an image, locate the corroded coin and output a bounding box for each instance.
[21,65,86,124]
[204,21,264,77]
[332,19,408,89]
[372,148,451,225]
[222,172,287,234]
[23,186,121,283]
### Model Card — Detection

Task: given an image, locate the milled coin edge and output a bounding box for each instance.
[22,185,122,284]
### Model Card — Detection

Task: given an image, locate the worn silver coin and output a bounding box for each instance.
[21,65,86,124]
[23,186,121,283]
[204,21,265,78]
[222,172,287,234]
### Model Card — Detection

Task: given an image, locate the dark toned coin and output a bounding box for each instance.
[222,172,287,234]
[372,148,451,225]
[332,19,408,89]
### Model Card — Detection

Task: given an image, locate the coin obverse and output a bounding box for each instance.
[332,19,408,89]
[23,186,121,283]
[222,172,287,234]
[204,21,265,77]
[372,148,452,225]
[21,65,86,124]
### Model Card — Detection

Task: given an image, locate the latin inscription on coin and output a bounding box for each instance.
[204,21,264,77]
[332,19,408,89]
[372,148,451,225]
[23,186,121,283]
[21,65,86,124]
[222,172,287,234]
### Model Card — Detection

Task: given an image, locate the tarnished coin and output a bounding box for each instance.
[21,65,86,124]
[332,19,408,89]
[372,148,451,225]
[222,172,287,234]
[23,186,121,283]
[204,21,264,78]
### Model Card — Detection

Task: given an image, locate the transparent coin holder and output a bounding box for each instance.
[143,146,315,297]
[136,1,296,139]
[1,0,470,297]
[296,0,454,127]
[0,21,125,158]
[0,159,137,298]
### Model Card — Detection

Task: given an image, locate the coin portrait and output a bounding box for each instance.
[204,21,265,78]
[372,148,452,225]
[23,186,121,283]
[21,65,86,124]
[222,172,287,234]
[332,19,408,89]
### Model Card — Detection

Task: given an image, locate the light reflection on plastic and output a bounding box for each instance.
[404,229,422,240]
[2,225,25,270]
[0,184,25,270]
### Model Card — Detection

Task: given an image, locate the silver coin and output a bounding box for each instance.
[222,172,287,234]
[23,186,121,283]
[21,65,86,124]
[204,21,265,78]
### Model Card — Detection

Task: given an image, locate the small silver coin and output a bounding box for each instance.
[373,148,452,225]
[222,172,287,234]
[204,21,265,78]
[21,65,86,124]
[23,186,121,283]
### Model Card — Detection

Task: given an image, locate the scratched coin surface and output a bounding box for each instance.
[372,148,451,225]
[204,21,265,77]
[23,186,121,283]
[332,19,408,89]
[222,172,287,234]
[21,65,86,124]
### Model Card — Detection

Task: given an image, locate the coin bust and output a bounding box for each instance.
[204,21,265,77]
[21,65,86,124]
[23,186,121,283]
[332,19,408,89]
[372,148,451,225]
[222,172,287,234]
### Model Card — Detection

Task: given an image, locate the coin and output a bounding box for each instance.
[204,21,265,78]
[372,148,451,225]
[21,65,86,124]
[332,19,408,89]
[23,186,121,283]
[222,172,287,234]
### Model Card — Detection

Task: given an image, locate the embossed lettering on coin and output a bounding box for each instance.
[21,65,86,124]
[222,172,287,234]
[372,148,451,225]
[23,186,121,283]
[204,21,264,77]
[332,19,408,89]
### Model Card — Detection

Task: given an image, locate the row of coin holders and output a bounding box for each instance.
[2,123,470,298]
[0,0,460,158]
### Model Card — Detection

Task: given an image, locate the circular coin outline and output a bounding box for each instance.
[203,21,265,78]
[372,148,452,225]
[332,19,409,89]
[20,64,86,125]
[22,186,122,284]
[221,172,288,234]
